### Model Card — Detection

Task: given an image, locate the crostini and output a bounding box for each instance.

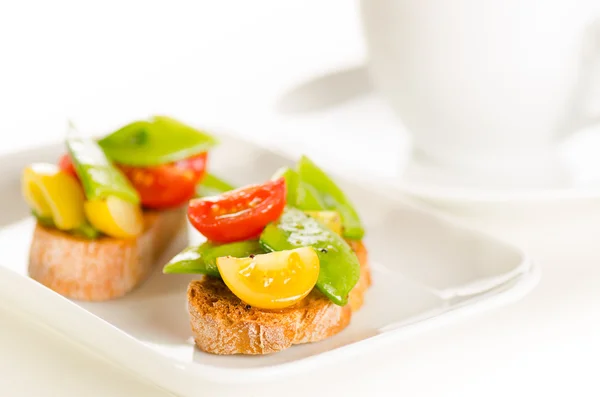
[22,116,216,301]
[163,156,371,355]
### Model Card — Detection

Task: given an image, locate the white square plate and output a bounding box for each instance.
[0,134,539,396]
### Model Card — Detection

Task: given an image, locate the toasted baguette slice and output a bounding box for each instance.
[187,240,370,355]
[28,207,186,301]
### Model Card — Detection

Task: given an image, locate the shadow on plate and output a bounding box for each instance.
[275,65,372,115]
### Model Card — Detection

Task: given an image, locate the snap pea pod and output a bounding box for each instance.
[66,137,140,204]
[162,240,263,276]
[195,173,235,197]
[32,211,100,239]
[71,222,101,239]
[271,167,326,210]
[296,156,364,240]
[98,116,217,166]
[259,207,360,306]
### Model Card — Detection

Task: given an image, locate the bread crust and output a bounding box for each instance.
[187,240,370,355]
[28,208,186,301]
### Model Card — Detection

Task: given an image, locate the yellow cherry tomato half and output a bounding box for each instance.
[84,196,143,239]
[304,210,343,236]
[22,163,85,230]
[216,247,320,309]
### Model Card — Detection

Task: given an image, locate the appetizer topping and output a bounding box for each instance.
[296,156,364,239]
[57,153,78,179]
[304,211,343,236]
[98,116,217,166]
[271,158,363,239]
[271,166,326,210]
[67,137,140,204]
[163,156,363,307]
[119,152,208,209]
[259,207,360,306]
[22,163,86,230]
[188,178,286,243]
[272,167,299,206]
[32,211,100,239]
[163,240,263,277]
[84,196,143,239]
[216,247,319,309]
[195,173,235,198]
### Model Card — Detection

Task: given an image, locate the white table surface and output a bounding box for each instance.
[1,1,600,396]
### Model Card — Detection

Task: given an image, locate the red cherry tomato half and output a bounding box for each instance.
[58,153,78,179]
[188,178,286,243]
[119,152,208,210]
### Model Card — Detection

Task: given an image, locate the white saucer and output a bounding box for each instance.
[271,66,600,205]
[395,127,600,203]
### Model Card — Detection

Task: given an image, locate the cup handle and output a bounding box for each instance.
[564,18,600,134]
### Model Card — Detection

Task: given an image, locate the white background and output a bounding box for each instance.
[1,1,600,396]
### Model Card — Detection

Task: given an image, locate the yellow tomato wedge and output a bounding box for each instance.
[22,163,85,230]
[304,211,342,235]
[84,196,143,239]
[217,247,320,309]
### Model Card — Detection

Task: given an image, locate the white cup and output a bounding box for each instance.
[360,0,600,187]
